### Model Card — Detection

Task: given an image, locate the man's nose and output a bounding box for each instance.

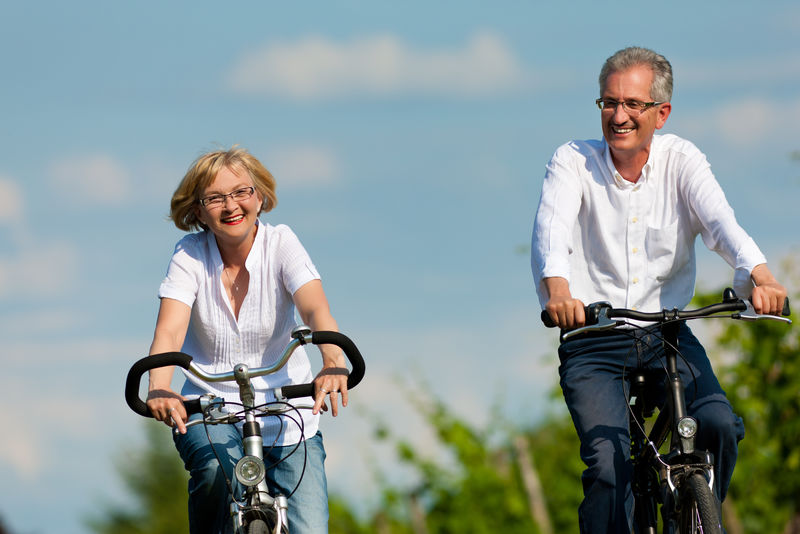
[612,102,630,122]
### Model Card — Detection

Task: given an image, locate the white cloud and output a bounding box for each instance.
[673,96,800,148]
[0,241,79,298]
[679,55,800,90]
[265,145,341,187]
[0,176,24,223]
[228,31,528,100]
[48,154,131,205]
[1,381,98,480]
[0,337,146,481]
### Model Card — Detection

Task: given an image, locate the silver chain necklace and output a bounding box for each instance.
[224,267,240,294]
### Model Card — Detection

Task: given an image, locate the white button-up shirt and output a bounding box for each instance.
[159,221,321,445]
[531,134,766,312]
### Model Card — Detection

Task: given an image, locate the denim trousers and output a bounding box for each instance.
[557,323,744,534]
[173,414,329,534]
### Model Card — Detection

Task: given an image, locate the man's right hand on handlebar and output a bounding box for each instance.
[147,387,188,434]
[544,277,586,329]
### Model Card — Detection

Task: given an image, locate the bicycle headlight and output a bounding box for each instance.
[677,416,698,439]
[234,455,266,487]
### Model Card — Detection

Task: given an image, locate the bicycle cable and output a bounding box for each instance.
[199,399,308,504]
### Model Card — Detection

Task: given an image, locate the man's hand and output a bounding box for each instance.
[543,277,586,329]
[750,264,788,315]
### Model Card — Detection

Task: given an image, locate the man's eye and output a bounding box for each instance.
[625,100,645,110]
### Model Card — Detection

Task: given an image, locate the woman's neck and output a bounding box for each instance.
[215,225,257,268]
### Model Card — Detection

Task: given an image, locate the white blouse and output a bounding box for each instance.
[159,220,321,445]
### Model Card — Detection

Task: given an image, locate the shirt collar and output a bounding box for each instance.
[206,218,264,272]
[602,139,655,189]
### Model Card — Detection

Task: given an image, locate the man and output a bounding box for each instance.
[531,47,786,533]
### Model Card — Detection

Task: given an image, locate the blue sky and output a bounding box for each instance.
[1,2,799,532]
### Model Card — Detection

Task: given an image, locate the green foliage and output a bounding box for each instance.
[329,495,373,534]
[694,284,799,533]
[415,403,535,534]
[526,417,585,533]
[363,395,583,534]
[87,421,189,534]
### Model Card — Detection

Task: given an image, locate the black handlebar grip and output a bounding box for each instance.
[782,297,792,317]
[280,331,366,400]
[125,352,194,418]
[280,383,316,399]
[541,310,557,328]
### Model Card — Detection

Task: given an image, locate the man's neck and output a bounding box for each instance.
[610,148,649,183]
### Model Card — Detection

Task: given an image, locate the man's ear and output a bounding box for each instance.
[655,102,672,130]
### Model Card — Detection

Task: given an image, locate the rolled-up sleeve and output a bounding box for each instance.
[532,147,583,303]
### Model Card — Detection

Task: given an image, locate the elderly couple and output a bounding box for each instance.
[141,46,787,533]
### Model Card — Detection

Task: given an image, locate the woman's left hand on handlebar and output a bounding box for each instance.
[312,368,349,416]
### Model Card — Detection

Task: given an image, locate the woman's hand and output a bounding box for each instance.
[312,367,350,416]
[146,388,188,434]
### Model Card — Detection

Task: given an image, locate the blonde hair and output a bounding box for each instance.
[170,147,277,231]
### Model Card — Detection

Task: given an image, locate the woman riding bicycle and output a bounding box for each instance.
[145,146,348,534]
[531,47,787,533]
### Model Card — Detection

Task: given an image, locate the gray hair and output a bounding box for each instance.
[599,47,673,102]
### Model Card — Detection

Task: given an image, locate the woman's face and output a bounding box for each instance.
[195,165,263,249]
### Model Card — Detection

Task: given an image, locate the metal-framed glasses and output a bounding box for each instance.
[199,186,256,209]
[595,98,664,115]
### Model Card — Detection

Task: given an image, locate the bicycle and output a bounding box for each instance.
[125,326,366,534]
[543,288,791,534]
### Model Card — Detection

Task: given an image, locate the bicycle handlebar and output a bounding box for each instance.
[541,288,791,336]
[125,330,366,418]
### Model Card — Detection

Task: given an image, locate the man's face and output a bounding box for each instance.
[600,65,671,162]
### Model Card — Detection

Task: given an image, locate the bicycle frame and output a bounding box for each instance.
[542,288,791,534]
[628,322,716,534]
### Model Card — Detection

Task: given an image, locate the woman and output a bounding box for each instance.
[146,147,348,534]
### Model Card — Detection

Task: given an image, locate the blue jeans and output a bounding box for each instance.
[174,415,329,534]
[558,323,744,534]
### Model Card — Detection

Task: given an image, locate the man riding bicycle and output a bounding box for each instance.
[530,46,787,533]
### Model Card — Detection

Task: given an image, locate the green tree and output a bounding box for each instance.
[88,420,190,534]
[694,278,799,533]
[366,394,583,534]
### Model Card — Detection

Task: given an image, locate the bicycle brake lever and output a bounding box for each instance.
[561,309,622,341]
[734,300,793,324]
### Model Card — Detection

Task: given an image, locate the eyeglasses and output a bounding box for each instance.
[199,186,255,209]
[595,98,664,115]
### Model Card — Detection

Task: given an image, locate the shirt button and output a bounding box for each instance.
[632,247,638,254]
[633,277,639,284]
[632,217,638,223]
